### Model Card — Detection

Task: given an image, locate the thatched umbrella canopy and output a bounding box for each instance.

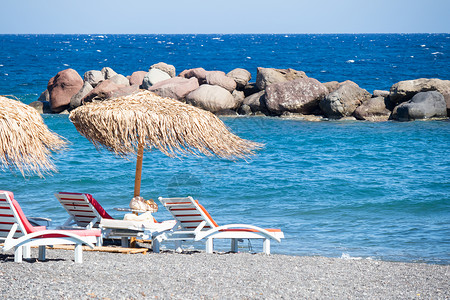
[0,96,67,177]
[69,90,262,197]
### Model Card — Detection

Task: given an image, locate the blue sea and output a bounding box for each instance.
[0,34,449,264]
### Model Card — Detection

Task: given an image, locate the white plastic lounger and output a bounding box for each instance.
[0,191,101,263]
[55,192,175,247]
[154,196,284,254]
[55,192,114,229]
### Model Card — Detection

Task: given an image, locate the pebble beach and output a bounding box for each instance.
[1,247,448,299]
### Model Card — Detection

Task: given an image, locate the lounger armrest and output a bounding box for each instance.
[2,229,95,252]
[28,217,52,227]
[194,224,282,243]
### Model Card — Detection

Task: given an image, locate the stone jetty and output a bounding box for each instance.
[30,63,450,121]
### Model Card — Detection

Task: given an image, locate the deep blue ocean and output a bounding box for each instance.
[0,34,449,264]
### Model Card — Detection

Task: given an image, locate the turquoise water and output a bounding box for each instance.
[2,115,449,264]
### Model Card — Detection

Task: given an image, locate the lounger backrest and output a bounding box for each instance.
[55,192,113,228]
[0,191,34,239]
[159,196,218,231]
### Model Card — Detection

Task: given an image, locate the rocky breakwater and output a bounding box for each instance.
[31,64,450,122]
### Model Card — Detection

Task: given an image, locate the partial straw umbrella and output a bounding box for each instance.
[69,90,262,198]
[0,96,67,177]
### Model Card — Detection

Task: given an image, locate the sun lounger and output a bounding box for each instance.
[56,192,175,247]
[154,196,284,254]
[0,191,101,263]
[55,192,114,229]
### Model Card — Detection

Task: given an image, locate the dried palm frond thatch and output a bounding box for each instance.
[0,96,67,177]
[69,90,262,159]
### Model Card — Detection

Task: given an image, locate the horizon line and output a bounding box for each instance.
[0,32,449,35]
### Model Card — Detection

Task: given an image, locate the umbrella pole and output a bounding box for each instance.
[134,142,144,197]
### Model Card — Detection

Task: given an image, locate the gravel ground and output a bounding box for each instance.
[0,247,449,299]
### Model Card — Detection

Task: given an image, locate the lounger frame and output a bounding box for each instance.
[155,196,284,254]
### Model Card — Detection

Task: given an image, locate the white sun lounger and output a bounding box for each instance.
[0,191,101,263]
[154,196,284,254]
[55,192,175,247]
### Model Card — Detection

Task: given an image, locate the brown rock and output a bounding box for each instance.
[389,78,450,104]
[256,67,307,90]
[37,90,49,102]
[83,70,104,87]
[70,81,93,110]
[47,68,83,113]
[243,91,267,114]
[149,77,199,101]
[101,67,117,80]
[186,84,237,113]
[227,68,251,89]
[29,101,52,114]
[319,81,371,119]
[82,80,133,103]
[179,68,207,85]
[323,81,340,93]
[265,78,328,115]
[373,90,389,98]
[206,71,237,92]
[150,62,176,78]
[129,71,147,86]
[354,96,391,121]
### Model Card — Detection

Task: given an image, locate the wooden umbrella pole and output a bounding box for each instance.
[134,142,144,198]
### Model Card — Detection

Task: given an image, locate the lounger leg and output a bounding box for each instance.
[263,239,271,255]
[175,240,182,253]
[14,246,23,263]
[74,244,82,263]
[96,235,103,246]
[121,237,129,248]
[206,238,213,254]
[38,245,46,261]
[152,239,160,253]
[23,245,31,259]
[231,239,239,253]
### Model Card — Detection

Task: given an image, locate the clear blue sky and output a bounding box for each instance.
[1,0,449,34]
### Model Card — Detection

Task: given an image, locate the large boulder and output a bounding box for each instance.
[70,81,93,110]
[82,80,135,103]
[393,91,447,121]
[389,78,450,104]
[373,90,389,98]
[243,83,259,97]
[149,77,199,101]
[232,90,245,108]
[47,68,83,113]
[354,96,391,121]
[142,69,171,89]
[186,85,237,113]
[37,90,49,102]
[129,71,147,86]
[227,68,251,89]
[109,74,130,86]
[323,81,340,94]
[205,71,236,92]
[101,67,117,80]
[242,91,267,114]
[256,67,307,90]
[150,62,176,78]
[29,101,52,114]
[319,81,371,119]
[265,78,328,115]
[83,70,103,87]
[179,68,207,85]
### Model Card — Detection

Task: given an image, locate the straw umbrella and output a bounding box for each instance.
[69,90,262,198]
[0,96,67,177]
